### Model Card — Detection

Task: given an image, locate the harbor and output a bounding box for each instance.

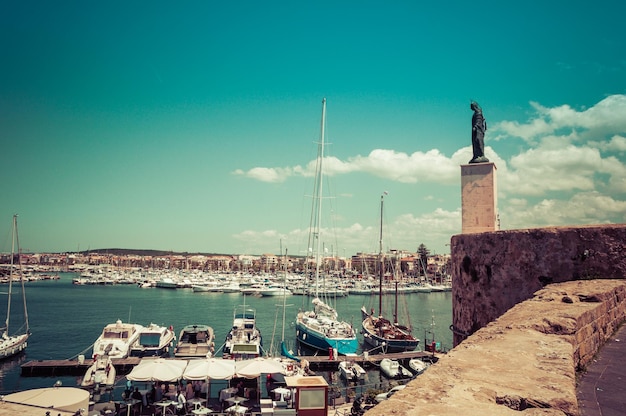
[0,271,451,415]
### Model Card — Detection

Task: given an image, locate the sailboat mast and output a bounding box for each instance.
[281,248,288,342]
[378,194,384,317]
[5,215,17,334]
[15,216,29,333]
[314,98,326,298]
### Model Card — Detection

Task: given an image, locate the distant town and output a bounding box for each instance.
[0,247,451,281]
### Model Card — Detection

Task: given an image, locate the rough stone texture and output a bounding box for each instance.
[461,163,497,233]
[450,225,626,346]
[365,280,626,416]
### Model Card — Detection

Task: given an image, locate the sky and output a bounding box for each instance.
[1,1,626,257]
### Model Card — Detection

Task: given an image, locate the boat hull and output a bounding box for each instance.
[0,333,28,360]
[361,307,419,353]
[295,321,358,355]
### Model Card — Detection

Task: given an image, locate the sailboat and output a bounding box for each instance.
[360,194,419,353]
[0,215,30,360]
[295,98,358,356]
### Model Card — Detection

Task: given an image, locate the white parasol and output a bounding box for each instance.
[235,357,286,379]
[126,358,188,382]
[183,357,236,381]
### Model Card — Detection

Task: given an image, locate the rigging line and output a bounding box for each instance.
[269,306,279,356]
[65,342,96,360]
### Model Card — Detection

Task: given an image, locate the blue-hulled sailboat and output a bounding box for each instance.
[294,98,358,356]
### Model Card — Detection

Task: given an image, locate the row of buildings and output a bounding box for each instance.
[0,250,451,280]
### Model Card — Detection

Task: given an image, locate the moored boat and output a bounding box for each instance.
[408,357,429,375]
[379,358,411,379]
[295,99,358,357]
[361,194,419,354]
[223,306,262,359]
[129,323,176,358]
[80,354,116,388]
[174,324,215,358]
[0,215,30,360]
[92,320,144,359]
[257,286,292,297]
[338,360,366,381]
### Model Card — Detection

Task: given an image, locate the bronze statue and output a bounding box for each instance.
[469,101,489,163]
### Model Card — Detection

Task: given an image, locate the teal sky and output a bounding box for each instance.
[2,1,625,256]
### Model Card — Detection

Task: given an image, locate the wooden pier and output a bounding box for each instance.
[21,351,439,377]
[21,357,141,377]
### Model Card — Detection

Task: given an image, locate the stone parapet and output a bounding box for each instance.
[450,225,626,346]
[365,280,626,416]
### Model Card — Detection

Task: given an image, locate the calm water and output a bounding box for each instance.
[0,273,452,396]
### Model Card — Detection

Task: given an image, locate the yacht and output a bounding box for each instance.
[174,324,215,358]
[257,286,292,297]
[223,306,262,359]
[92,320,144,359]
[129,323,176,357]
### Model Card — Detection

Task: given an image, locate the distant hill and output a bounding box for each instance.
[77,248,232,257]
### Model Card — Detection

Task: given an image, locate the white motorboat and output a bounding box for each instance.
[408,358,429,375]
[379,358,412,379]
[338,360,366,381]
[174,324,215,358]
[81,354,116,388]
[130,323,176,358]
[92,320,144,359]
[257,286,292,297]
[0,215,30,360]
[223,305,262,359]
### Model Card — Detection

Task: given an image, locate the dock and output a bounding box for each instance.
[21,357,141,377]
[21,351,439,377]
[300,350,439,370]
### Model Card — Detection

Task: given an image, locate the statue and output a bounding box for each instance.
[469,101,489,163]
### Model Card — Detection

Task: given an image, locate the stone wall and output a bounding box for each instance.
[450,225,626,346]
[365,279,626,416]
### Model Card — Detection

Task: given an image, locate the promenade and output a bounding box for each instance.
[577,322,626,416]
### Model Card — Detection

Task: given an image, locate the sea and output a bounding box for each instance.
[0,272,452,400]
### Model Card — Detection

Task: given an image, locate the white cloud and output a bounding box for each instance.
[232,208,461,256]
[235,149,460,185]
[590,135,626,153]
[502,192,626,229]
[493,94,626,144]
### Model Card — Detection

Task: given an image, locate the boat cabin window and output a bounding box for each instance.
[140,334,161,347]
[104,330,129,339]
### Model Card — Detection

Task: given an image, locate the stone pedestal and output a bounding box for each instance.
[461,162,497,234]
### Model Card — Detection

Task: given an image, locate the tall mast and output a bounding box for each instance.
[313,98,326,298]
[281,248,288,342]
[5,215,16,334]
[378,193,384,317]
[16,215,28,333]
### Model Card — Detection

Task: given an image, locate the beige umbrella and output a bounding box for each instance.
[183,357,236,380]
[235,357,286,378]
[126,358,188,382]
[4,387,90,413]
